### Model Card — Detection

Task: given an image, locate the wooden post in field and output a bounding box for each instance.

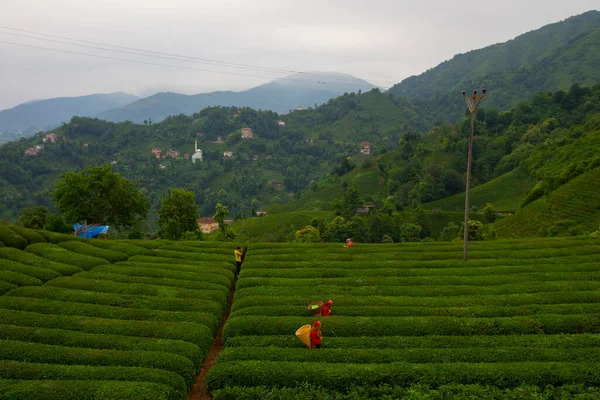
[462,89,487,261]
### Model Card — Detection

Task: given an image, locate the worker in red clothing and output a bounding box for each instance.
[310,321,322,349]
[345,238,354,248]
[322,300,333,316]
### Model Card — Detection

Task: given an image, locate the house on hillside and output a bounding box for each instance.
[295,106,303,111]
[356,204,376,216]
[24,147,38,156]
[110,160,118,166]
[184,153,190,159]
[256,211,268,217]
[223,151,234,158]
[197,217,219,234]
[269,180,283,190]
[278,120,286,126]
[166,149,180,158]
[252,154,260,161]
[159,163,166,169]
[360,141,371,155]
[43,133,58,143]
[151,147,161,158]
[241,128,254,139]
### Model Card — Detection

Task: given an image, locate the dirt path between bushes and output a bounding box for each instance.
[188,275,237,400]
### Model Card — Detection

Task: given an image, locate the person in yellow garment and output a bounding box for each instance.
[234,246,243,275]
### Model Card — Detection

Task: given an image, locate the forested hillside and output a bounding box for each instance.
[0,89,427,226]
[388,11,600,121]
[1,79,599,241]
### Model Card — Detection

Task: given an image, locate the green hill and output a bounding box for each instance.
[388,11,600,121]
[423,169,536,212]
[493,168,600,237]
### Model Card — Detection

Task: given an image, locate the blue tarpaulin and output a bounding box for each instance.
[73,224,109,238]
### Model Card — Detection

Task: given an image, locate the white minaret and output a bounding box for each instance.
[192,140,203,163]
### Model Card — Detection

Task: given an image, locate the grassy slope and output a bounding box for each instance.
[228,211,333,242]
[423,169,536,212]
[493,168,600,237]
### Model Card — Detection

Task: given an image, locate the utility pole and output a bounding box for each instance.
[461,88,487,261]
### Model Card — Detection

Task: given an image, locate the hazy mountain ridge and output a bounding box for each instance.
[97,74,376,123]
[0,92,139,139]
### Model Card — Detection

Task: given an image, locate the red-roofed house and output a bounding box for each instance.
[166,149,180,158]
[241,128,254,139]
[43,133,58,143]
[360,141,371,155]
[197,217,219,234]
[24,147,38,156]
[151,147,161,158]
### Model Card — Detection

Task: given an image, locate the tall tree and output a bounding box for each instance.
[53,165,149,229]
[157,188,200,240]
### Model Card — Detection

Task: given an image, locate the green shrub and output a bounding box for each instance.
[0,324,203,368]
[230,302,600,319]
[240,261,600,279]
[217,346,600,364]
[0,340,196,387]
[25,243,109,270]
[0,247,82,276]
[0,270,42,287]
[225,333,600,350]
[235,271,600,290]
[206,361,600,392]
[223,314,600,338]
[76,271,229,295]
[212,384,600,400]
[0,258,60,283]
[118,261,235,279]
[232,290,600,312]
[0,226,28,249]
[92,264,233,287]
[46,276,228,302]
[0,296,218,332]
[0,380,182,400]
[58,241,129,263]
[6,225,46,244]
[85,240,149,256]
[0,308,213,349]
[0,281,16,295]
[159,244,231,255]
[0,361,186,393]
[7,286,223,315]
[121,239,171,249]
[149,249,232,262]
[127,257,236,273]
[234,280,600,300]
[36,230,79,244]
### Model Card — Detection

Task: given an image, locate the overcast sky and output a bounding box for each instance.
[0,0,598,110]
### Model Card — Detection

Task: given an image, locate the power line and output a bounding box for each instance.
[0,39,374,86]
[0,25,397,86]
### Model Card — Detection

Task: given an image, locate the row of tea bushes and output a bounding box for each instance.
[210,239,600,396]
[0,239,237,399]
